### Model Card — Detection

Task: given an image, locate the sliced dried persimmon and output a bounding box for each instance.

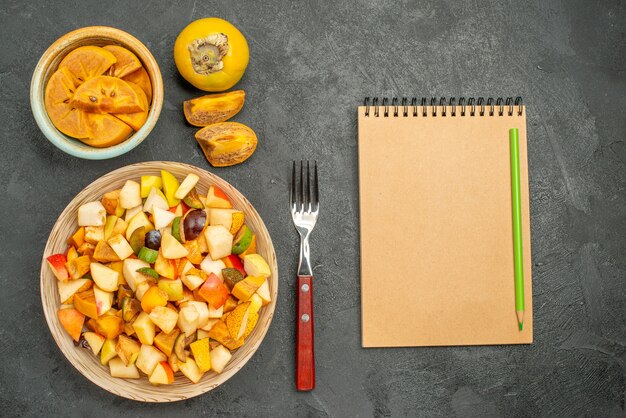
[71,76,143,114]
[44,67,91,138]
[81,113,133,148]
[113,81,149,131]
[58,46,116,83]
[103,45,142,78]
[122,67,152,104]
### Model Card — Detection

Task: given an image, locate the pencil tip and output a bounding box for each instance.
[518,322,523,331]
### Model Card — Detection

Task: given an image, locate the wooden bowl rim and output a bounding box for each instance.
[40,162,278,402]
[30,26,164,160]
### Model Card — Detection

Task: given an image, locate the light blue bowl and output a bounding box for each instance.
[30,26,163,160]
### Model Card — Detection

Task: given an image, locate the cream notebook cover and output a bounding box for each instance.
[358,97,533,347]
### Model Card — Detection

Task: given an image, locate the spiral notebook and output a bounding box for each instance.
[358,97,533,347]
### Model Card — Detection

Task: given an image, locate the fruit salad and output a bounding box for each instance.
[47,170,272,385]
[44,45,152,148]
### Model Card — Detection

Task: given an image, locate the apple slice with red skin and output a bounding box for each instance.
[197,273,230,309]
[223,254,246,276]
[205,185,232,209]
[47,254,69,281]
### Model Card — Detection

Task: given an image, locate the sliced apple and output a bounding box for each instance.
[109,357,140,379]
[132,312,155,345]
[153,252,175,281]
[149,306,179,334]
[125,211,154,240]
[47,254,69,281]
[161,170,181,207]
[209,208,239,231]
[200,254,226,280]
[119,180,141,209]
[107,234,134,260]
[210,344,233,374]
[249,293,263,314]
[58,278,91,304]
[244,254,272,278]
[204,225,233,260]
[93,285,113,316]
[178,357,204,384]
[161,231,189,259]
[124,205,142,222]
[181,300,209,329]
[149,361,175,385]
[174,173,200,199]
[205,185,232,209]
[177,305,199,336]
[208,304,224,319]
[103,215,117,240]
[57,308,85,341]
[181,268,206,291]
[122,258,150,292]
[78,201,107,226]
[157,279,184,301]
[83,331,105,355]
[135,281,151,301]
[141,175,162,198]
[115,334,141,366]
[100,338,118,365]
[256,280,271,306]
[90,262,119,292]
[200,318,220,331]
[153,206,177,229]
[198,273,230,309]
[143,186,169,214]
[135,344,166,376]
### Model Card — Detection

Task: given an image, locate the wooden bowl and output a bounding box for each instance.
[40,162,278,402]
[30,26,164,160]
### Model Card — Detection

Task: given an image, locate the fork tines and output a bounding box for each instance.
[290,160,319,214]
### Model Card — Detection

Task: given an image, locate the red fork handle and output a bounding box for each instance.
[296,275,315,391]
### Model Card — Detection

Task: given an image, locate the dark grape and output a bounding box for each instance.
[144,229,162,250]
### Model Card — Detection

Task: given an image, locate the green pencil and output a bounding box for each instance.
[509,128,525,331]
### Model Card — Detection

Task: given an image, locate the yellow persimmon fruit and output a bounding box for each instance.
[174,17,249,92]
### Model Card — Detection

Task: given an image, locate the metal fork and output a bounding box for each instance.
[290,160,319,391]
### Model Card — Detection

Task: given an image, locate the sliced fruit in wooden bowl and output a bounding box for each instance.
[41,162,278,402]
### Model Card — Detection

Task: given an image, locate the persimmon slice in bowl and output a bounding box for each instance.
[103,45,142,78]
[122,67,152,104]
[71,76,143,114]
[44,67,91,139]
[113,82,149,131]
[58,46,117,83]
[82,113,133,148]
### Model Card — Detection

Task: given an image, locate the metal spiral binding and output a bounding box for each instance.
[363,97,523,117]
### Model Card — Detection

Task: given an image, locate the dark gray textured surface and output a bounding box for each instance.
[0,0,624,416]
